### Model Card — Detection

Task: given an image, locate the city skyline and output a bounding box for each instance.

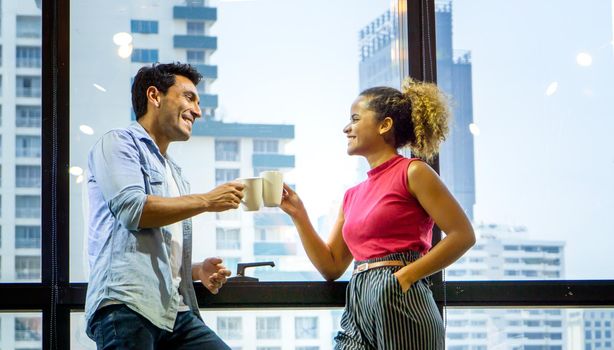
[209,0,614,279]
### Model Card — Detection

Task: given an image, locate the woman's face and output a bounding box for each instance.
[343,95,384,156]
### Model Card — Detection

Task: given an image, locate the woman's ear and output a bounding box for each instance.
[379,117,393,135]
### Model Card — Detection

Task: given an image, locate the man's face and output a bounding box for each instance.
[157,75,202,142]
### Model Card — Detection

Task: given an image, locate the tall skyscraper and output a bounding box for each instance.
[0,0,44,348]
[435,1,476,221]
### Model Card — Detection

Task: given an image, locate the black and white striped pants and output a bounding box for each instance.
[334,251,445,350]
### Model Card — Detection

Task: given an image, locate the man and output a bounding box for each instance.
[85,63,244,349]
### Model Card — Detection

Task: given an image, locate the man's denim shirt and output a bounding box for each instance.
[84,122,200,336]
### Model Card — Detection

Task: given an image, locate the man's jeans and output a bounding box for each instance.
[88,305,230,350]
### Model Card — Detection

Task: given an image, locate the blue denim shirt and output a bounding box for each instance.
[84,122,200,336]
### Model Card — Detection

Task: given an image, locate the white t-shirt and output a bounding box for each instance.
[164,160,190,312]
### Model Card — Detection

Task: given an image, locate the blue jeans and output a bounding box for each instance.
[88,304,230,350]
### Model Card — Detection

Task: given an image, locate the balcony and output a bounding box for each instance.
[252,154,295,169]
[253,241,296,256]
[194,64,218,80]
[174,35,217,50]
[173,6,217,21]
[192,120,294,139]
[198,93,218,109]
[254,212,293,227]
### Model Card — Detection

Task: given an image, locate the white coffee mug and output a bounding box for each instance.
[237,177,263,211]
[261,171,283,207]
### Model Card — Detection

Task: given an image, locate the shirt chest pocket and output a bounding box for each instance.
[141,166,165,196]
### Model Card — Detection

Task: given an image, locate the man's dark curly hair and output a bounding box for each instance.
[131,62,203,119]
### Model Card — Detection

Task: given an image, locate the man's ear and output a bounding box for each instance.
[379,117,393,135]
[146,86,161,108]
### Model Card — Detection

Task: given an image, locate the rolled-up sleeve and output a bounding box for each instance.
[88,130,148,231]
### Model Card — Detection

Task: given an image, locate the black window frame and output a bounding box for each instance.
[0,0,610,349]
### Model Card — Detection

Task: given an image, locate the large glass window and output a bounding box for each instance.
[69,0,401,287]
[437,0,614,281]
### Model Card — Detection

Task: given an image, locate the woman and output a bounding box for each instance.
[280,78,476,349]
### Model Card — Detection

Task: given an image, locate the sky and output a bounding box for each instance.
[207,0,614,279]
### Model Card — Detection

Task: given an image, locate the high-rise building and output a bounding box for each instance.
[435,1,476,221]
[567,310,614,350]
[0,0,44,348]
[446,223,566,350]
[357,3,476,220]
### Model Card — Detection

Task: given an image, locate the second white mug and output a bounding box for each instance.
[261,171,283,207]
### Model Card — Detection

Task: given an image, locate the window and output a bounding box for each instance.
[295,317,318,339]
[16,105,41,127]
[215,140,240,161]
[16,46,42,68]
[16,165,41,188]
[16,195,41,218]
[131,20,158,34]
[16,16,41,38]
[187,21,205,35]
[253,140,279,154]
[255,228,283,242]
[16,226,41,249]
[15,256,41,280]
[131,49,159,63]
[16,76,41,97]
[15,317,42,342]
[16,136,41,158]
[217,317,242,340]
[256,317,281,339]
[216,228,241,250]
[215,169,240,186]
[187,50,205,64]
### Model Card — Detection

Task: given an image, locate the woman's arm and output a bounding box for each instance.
[280,184,353,281]
[394,161,476,292]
